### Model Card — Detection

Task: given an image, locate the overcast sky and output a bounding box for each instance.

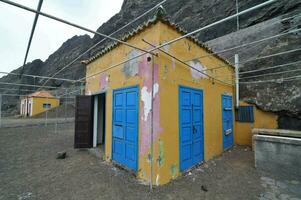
[0,0,123,77]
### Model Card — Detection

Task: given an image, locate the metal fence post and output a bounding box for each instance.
[45,96,48,126]
[0,94,2,128]
[55,91,58,133]
[235,54,240,108]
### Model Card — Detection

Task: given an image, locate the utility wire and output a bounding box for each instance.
[78,0,277,82]
[240,68,301,79]
[142,39,232,85]
[38,0,167,90]
[240,47,301,66]
[239,60,301,74]
[0,0,156,57]
[240,75,301,84]
[188,28,301,62]
[0,82,58,89]
[0,71,78,82]
[0,87,36,92]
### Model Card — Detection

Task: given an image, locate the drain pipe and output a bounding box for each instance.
[235,54,240,108]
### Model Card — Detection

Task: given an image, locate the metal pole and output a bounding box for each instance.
[80,83,85,95]
[22,0,43,68]
[55,91,58,133]
[0,94,2,128]
[235,54,239,108]
[64,89,67,120]
[45,96,48,126]
[236,0,239,31]
[149,54,155,191]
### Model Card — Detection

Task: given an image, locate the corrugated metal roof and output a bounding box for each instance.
[83,7,233,68]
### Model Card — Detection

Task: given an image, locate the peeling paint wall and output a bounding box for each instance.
[153,21,235,185]
[85,21,238,186]
[85,23,161,184]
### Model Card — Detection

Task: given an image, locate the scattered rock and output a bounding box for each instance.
[261,177,275,186]
[279,193,290,200]
[56,151,67,159]
[197,168,204,173]
[188,172,192,176]
[18,192,32,200]
[276,181,288,189]
[290,180,300,185]
[201,185,208,192]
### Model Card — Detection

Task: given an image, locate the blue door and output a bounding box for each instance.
[179,86,204,171]
[222,95,234,150]
[112,86,138,171]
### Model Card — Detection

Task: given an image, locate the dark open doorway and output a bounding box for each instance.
[92,93,106,152]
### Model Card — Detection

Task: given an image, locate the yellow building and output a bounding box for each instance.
[235,101,278,146]
[75,8,277,185]
[20,91,60,117]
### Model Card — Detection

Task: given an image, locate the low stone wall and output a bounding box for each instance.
[253,128,301,179]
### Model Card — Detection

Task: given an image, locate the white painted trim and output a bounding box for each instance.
[93,96,98,148]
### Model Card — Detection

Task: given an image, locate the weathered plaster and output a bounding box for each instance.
[99,73,109,91]
[139,54,162,156]
[170,164,177,179]
[123,49,140,77]
[188,59,208,79]
[157,140,165,167]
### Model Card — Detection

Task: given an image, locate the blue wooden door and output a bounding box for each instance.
[179,86,204,171]
[112,86,138,171]
[222,95,234,150]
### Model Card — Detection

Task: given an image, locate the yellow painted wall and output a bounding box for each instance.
[151,22,235,185]
[85,21,237,185]
[86,22,161,185]
[234,101,278,146]
[31,97,60,116]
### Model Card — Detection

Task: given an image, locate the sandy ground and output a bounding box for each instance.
[0,121,300,200]
[0,118,74,128]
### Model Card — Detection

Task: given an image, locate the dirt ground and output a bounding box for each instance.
[0,122,300,200]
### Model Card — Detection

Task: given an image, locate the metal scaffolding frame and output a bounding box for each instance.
[2,0,301,191]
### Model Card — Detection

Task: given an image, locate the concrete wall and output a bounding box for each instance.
[253,129,301,179]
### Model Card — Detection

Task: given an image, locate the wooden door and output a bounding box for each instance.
[74,95,93,148]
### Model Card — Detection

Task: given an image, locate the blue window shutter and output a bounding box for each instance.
[236,106,254,123]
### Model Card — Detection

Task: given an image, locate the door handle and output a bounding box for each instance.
[115,124,122,127]
[193,126,197,134]
[224,129,232,135]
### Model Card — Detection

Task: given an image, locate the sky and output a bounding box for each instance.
[0,0,124,77]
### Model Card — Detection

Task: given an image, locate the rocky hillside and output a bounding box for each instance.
[1,0,301,128]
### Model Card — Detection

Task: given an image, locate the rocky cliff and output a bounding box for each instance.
[1,0,300,128]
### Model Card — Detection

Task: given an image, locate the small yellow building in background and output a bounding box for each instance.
[20,91,60,117]
[74,8,279,185]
